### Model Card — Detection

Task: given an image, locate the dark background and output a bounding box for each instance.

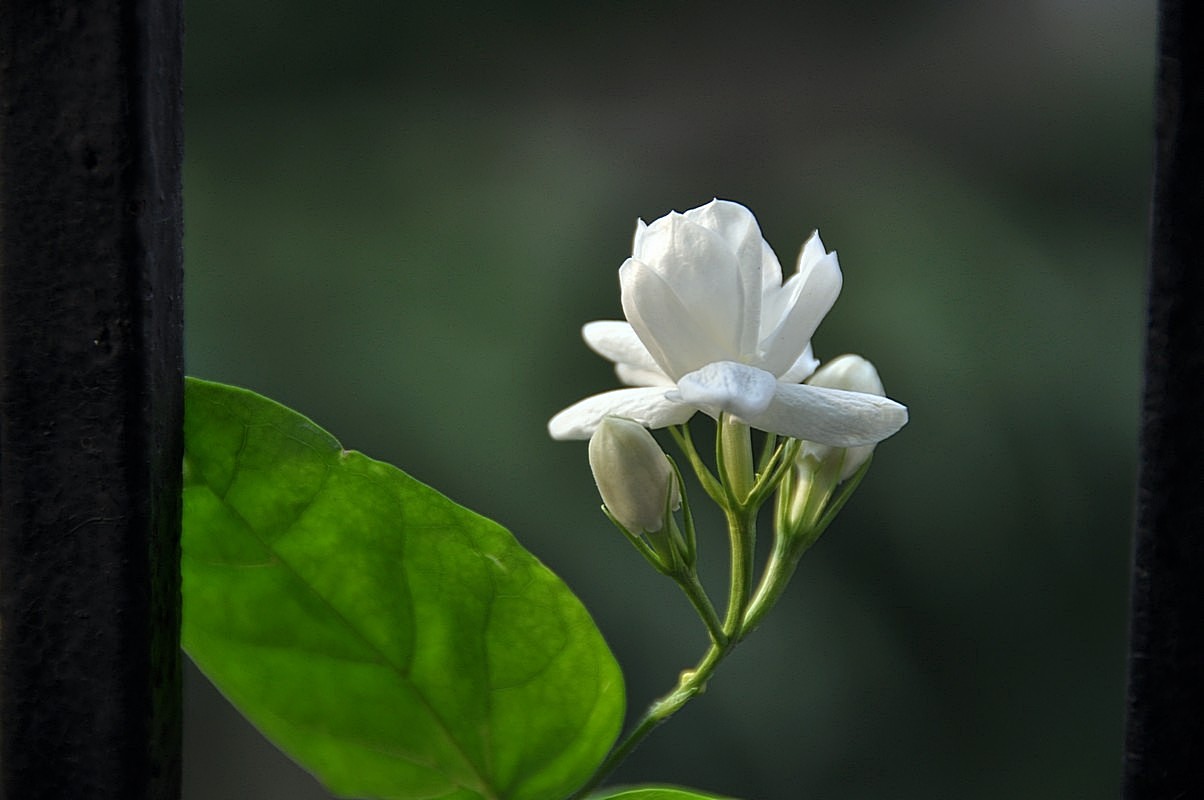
[182,3,1154,798]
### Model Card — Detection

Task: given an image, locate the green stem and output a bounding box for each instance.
[741,535,801,635]
[721,506,757,637]
[568,639,736,800]
[746,438,801,510]
[669,425,724,505]
[603,506,669,574]
[570,485,759,799]
[743,456,875,635]
[756,432,779,473]
[674,569,727,646]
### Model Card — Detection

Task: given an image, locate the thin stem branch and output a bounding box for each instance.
[568,638,737,800]
[570,463,757,799]
[669,425,724,504]
[673,569,727,647]
[602,506,669,574]
[741,536,799,636]
[747,438,801,509]
[756,432,779,473]
[743,457,873,634]
[720,506,757,638]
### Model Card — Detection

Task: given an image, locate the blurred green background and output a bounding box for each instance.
[181,2,1154,798]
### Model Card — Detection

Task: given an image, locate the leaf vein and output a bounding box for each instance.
[189,452,500,800]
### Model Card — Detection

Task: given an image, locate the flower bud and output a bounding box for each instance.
[800,355,886,481]
[588,416,679,533]
[782,355,889,540]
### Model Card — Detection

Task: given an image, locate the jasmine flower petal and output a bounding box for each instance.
[748,382,908,447]
[620,256,736,378]
[582,320,661,373]
[632,213,744,340]
[671,361,778,421]
[615,363,676,387]
[800,354,890,479]
[680,200,766,355]
[778,343,820,384]
[758,235,842,376]
[548,387,695,440]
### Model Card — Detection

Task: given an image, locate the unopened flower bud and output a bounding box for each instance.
[588,416,679,533]
[801,355,887,481]
[782,355,890,540]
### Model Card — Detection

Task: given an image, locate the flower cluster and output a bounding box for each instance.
[549,199,907,446]
[542,200,911,791]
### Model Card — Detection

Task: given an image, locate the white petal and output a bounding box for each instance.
[683,198,765,346]
[760,239,784,293]
[758,248,842,376]
[799,353,889,480]
[548,387,696,440]
[680,200,762,270]
[778,343,819,384]
[679,199,766,354]
[615,363,675,387]
[747,382,907,446]
[631,217,649,254]
[627,212,752,357]
[806,353,884,396]
[633,210,737,289]
[582,320,662,374]
[670,361,778,421]
[620,257,738,379]
[798,230,827,270]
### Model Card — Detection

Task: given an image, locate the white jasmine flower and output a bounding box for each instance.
[549,199,907,447]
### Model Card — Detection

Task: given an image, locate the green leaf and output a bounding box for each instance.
[591,788,736,800]
[181,378,624,800]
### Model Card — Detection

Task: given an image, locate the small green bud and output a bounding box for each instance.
[588,416,679,533]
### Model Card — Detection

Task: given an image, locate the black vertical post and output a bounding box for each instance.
[0,0,183,798]
[1124,1,1204,797]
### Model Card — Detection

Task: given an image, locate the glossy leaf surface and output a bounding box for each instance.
[182,378,624,800]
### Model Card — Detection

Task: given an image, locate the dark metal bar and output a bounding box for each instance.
[0,0,183,798]
[1123,1,1204,797]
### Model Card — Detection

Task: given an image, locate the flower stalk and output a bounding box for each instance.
[568,626,740,800]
